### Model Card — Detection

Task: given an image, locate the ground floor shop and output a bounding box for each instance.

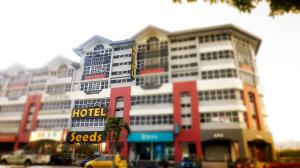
[126,129,275,164]
[201,129,275,162]
[127,131,174,162]
[1,129,275,164]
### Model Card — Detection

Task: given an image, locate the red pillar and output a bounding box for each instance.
[106,87,131,160]
[14,95,42,151]
[173,81,203,163]
[243,85,265,131]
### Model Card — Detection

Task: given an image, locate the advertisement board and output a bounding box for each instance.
[67,106,107,143]
[66,131,105,143]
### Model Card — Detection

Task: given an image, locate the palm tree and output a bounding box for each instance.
[104,117,130,168]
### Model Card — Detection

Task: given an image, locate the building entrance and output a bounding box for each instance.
[203,140,231,162]
[130,143,174,161]
[248,139,273,162]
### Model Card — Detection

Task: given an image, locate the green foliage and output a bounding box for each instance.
[104,117,130,167]
[268,0,300,16]
[173,0,300,16]
[76,143,98,157]
[104,117,130,144]
[277,149,300,158]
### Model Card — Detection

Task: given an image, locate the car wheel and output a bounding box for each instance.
[87,166,93,168]
[24,160,32,167]
[0,159,7,165]
[50,160,56,165]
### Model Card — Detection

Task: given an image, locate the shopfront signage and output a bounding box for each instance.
[213,133,224,138]
[68,107,107,143]
[30,130,66,142]
[67,131,104,143]
[71,107,107,118]
[127,132,173,142]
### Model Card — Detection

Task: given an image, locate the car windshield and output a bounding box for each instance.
[13,150,24,155]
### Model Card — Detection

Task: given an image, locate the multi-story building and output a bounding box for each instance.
[0,24,275,165]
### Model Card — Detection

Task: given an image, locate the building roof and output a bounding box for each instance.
[73,35,113,56]
[132,25,170,39]
[169,24,262,54]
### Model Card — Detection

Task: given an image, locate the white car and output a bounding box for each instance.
[0,149,51,166]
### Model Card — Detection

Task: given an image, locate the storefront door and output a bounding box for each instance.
[153,143,164,160]
[136,143,151,160]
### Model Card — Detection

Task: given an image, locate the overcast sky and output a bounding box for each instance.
[0,0,299,142]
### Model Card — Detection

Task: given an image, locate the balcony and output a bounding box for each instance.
[43,94,70,101]
[39,109,71,115]
[46,76,72,85]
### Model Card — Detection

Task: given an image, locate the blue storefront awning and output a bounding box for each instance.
[127,132,173,143]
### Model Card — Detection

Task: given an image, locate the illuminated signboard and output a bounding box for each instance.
[71,107,107,119]
[67,131,104,143]
[67,107,107,143]
[131,47,136,79]
[30,130,66,142]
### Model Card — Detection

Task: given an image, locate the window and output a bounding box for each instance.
[171,62,198,69]
[131,94,172,105]
[111,70,132,76]
[71,118,105,128]
[37,119,68,129]
[136,40,168,75]
[80,81,108,94]
[0,104,24,113]
[0,120,19,133]
[83,46,112,79]
[171,45,196,51]
[74,99,109,109]
[41,101,71,110]
[111,77,132,84]
[6,89,27,100]
[94,44,105,50]
[170,37,195,43]
[171,71,198,79]
[201,69,237,80]
[112,61,132,67]
[136,74,168,89]
[199,32,232,43]
[130,114,173,125]
[240,71,256,86]
[200,111,239,123]
[200,50,234,61]
[47,84,71,95]
[56,65,74,78]
[198,89,240,101]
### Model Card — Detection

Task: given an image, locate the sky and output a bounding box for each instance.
[0,0,299,143]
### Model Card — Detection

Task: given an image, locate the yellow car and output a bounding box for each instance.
[84,154,127,168]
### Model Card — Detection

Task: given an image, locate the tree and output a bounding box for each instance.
[173,0,300,16]
[104,117,130,168]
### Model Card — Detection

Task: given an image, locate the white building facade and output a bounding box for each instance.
[0,24,275,164]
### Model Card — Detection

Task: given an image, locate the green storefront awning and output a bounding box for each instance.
[127,132,173,143]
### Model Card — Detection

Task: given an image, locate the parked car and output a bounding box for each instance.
[0,149,51,166]
[80,154,101,167]
[84,154,127,168]
[234,158,256,168]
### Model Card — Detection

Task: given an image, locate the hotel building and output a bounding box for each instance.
[0,24,275,165]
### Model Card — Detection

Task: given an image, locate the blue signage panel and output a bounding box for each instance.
[127,132,173,142]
